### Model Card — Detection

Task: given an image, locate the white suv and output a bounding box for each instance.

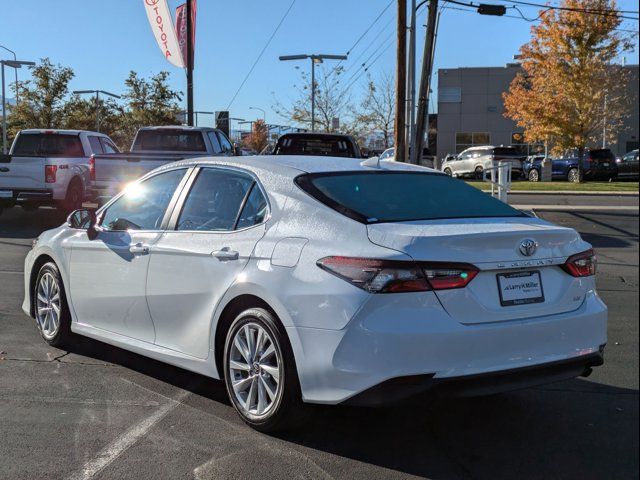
[441,146,525,179]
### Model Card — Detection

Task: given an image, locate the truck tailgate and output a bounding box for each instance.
[0,156,45,190]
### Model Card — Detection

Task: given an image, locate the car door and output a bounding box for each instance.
[146,166,268,359]
[67,167,189,342]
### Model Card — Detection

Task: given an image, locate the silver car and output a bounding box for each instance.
[441,146,525,179]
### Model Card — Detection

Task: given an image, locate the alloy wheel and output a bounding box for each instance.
[36,272,61,339]
[528,169,539,182]
[568,168,579,183]
[228,322,282,417]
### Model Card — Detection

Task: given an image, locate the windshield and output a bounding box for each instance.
[296,171,526,224]
[132,130,207,152]
[12,133,84,157]
[275,136,357,158]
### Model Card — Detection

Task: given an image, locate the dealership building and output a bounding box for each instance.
[436,64,639,160]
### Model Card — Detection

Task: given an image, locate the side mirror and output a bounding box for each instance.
[67,208,98,239]
[232,142,242,156]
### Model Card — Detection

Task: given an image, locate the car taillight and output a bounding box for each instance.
[89,155,95,181]
[45,165,57,183]
[316,257,478,293]
[561,249,597,277]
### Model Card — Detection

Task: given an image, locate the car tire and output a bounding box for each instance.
[444,168,452,176]
[58,181,83,214]
[567,168,580,183]
[223,308,304,432]
[528,169,540,182]
[33,262,74,348]
[474,167,484,180]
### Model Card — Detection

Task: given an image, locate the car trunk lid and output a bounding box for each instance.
[0,155,46,190]
[367,217,592,324]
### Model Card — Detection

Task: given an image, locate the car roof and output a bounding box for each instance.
[19,129,108,136]
[166,155,438,176]
[138,125,216,132]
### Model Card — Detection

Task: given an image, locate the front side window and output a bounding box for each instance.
[207,132,222,154]
[296,171,525,224]
[101,169,186,231]
[217,132,233,153]
[176,168,254,231]
[100,137,119,154]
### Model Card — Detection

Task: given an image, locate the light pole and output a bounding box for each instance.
[249,106,266,122]
[0,45,19,104]
[2,59,35,154]
[73,90,121,132]
[279,54,347,132]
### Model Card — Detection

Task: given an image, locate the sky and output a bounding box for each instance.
[1,0,639,128]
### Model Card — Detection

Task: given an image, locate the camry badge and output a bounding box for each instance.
[519,239,538,257]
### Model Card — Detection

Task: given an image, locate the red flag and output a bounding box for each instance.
[175,1,196,68]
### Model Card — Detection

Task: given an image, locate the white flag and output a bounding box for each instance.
[143,0,184,68]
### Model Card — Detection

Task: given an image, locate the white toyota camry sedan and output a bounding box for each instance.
[23,155,607,431]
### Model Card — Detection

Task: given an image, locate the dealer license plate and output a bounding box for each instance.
[497,271,544,307]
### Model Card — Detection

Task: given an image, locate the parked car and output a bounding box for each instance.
[524,148,618,182]
[90,126,237,202]
[0,129,119,216]
[273,133,362,158]
[376,147,435,168]
[24,155,606,432]
[616,149,639,178]
[441,146,525,179]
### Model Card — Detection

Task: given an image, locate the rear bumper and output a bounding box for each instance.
[288,290,607,405]
[0,189,54,207]
[344,351,604,406]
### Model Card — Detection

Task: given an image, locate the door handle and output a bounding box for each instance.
[129,243,149,255]
[212,248,239,261]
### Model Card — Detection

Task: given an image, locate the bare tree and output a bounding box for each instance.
[273,66,354,133]
[355,73,395,148]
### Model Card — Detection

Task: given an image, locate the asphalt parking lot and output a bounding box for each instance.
[0,198,638,480]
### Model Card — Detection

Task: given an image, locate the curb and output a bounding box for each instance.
[513,204,639,212]
[483,190,639,196]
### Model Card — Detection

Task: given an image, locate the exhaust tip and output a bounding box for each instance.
[581,367,593,378]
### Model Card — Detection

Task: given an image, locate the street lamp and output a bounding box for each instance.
[279,54,347,132]
[0,45,19,104]
[72,89,121,133]
[249,106,266,122]
[2,59,35,154]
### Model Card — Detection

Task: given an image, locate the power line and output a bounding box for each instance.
[495,0,638,15]
[226,0,296,110]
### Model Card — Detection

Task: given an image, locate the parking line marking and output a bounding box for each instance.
[66,389,190,480]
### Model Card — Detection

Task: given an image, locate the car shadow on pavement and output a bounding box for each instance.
[63,336,639,480]
[0,208,66,239]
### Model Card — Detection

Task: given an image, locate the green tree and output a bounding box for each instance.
[62,95,122,137]
[117,71,183,148]
[6,58,74,139]
[503,0,634,181]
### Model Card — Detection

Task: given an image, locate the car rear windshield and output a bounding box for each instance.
[12,133,84,157]
[493,147,522,157]
[275,136,356,158]
[589,149,615,161]
[132,130,207,152]
[296,171,526,223]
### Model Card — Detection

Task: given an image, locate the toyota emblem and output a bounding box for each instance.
[519,239,538,257]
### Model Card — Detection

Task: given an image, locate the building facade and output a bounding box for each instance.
[436,64,639,160]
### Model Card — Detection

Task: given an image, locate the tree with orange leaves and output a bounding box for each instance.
[503,0,634,181]
[243,119,269,154]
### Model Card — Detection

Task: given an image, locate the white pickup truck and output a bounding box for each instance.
[0,129,119,216]
[91,125,237,203]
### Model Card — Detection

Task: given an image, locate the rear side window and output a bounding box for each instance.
[296,172,525,224]
[176,168,253,231]
[275,136,356,158]
[207,132,222,154]
[88,136,104,154]
[236,185,268,229]
[132,130,207,152]
[492,147,521,157]
[12,133,84,157]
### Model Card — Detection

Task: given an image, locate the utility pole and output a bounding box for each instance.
[407,0,418,156]
[602,93,607,148]
[279,54,347,132]
[394,0,407,162]
[186,0,194,126]
[1,59,34,154]
[412,0,438,165]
